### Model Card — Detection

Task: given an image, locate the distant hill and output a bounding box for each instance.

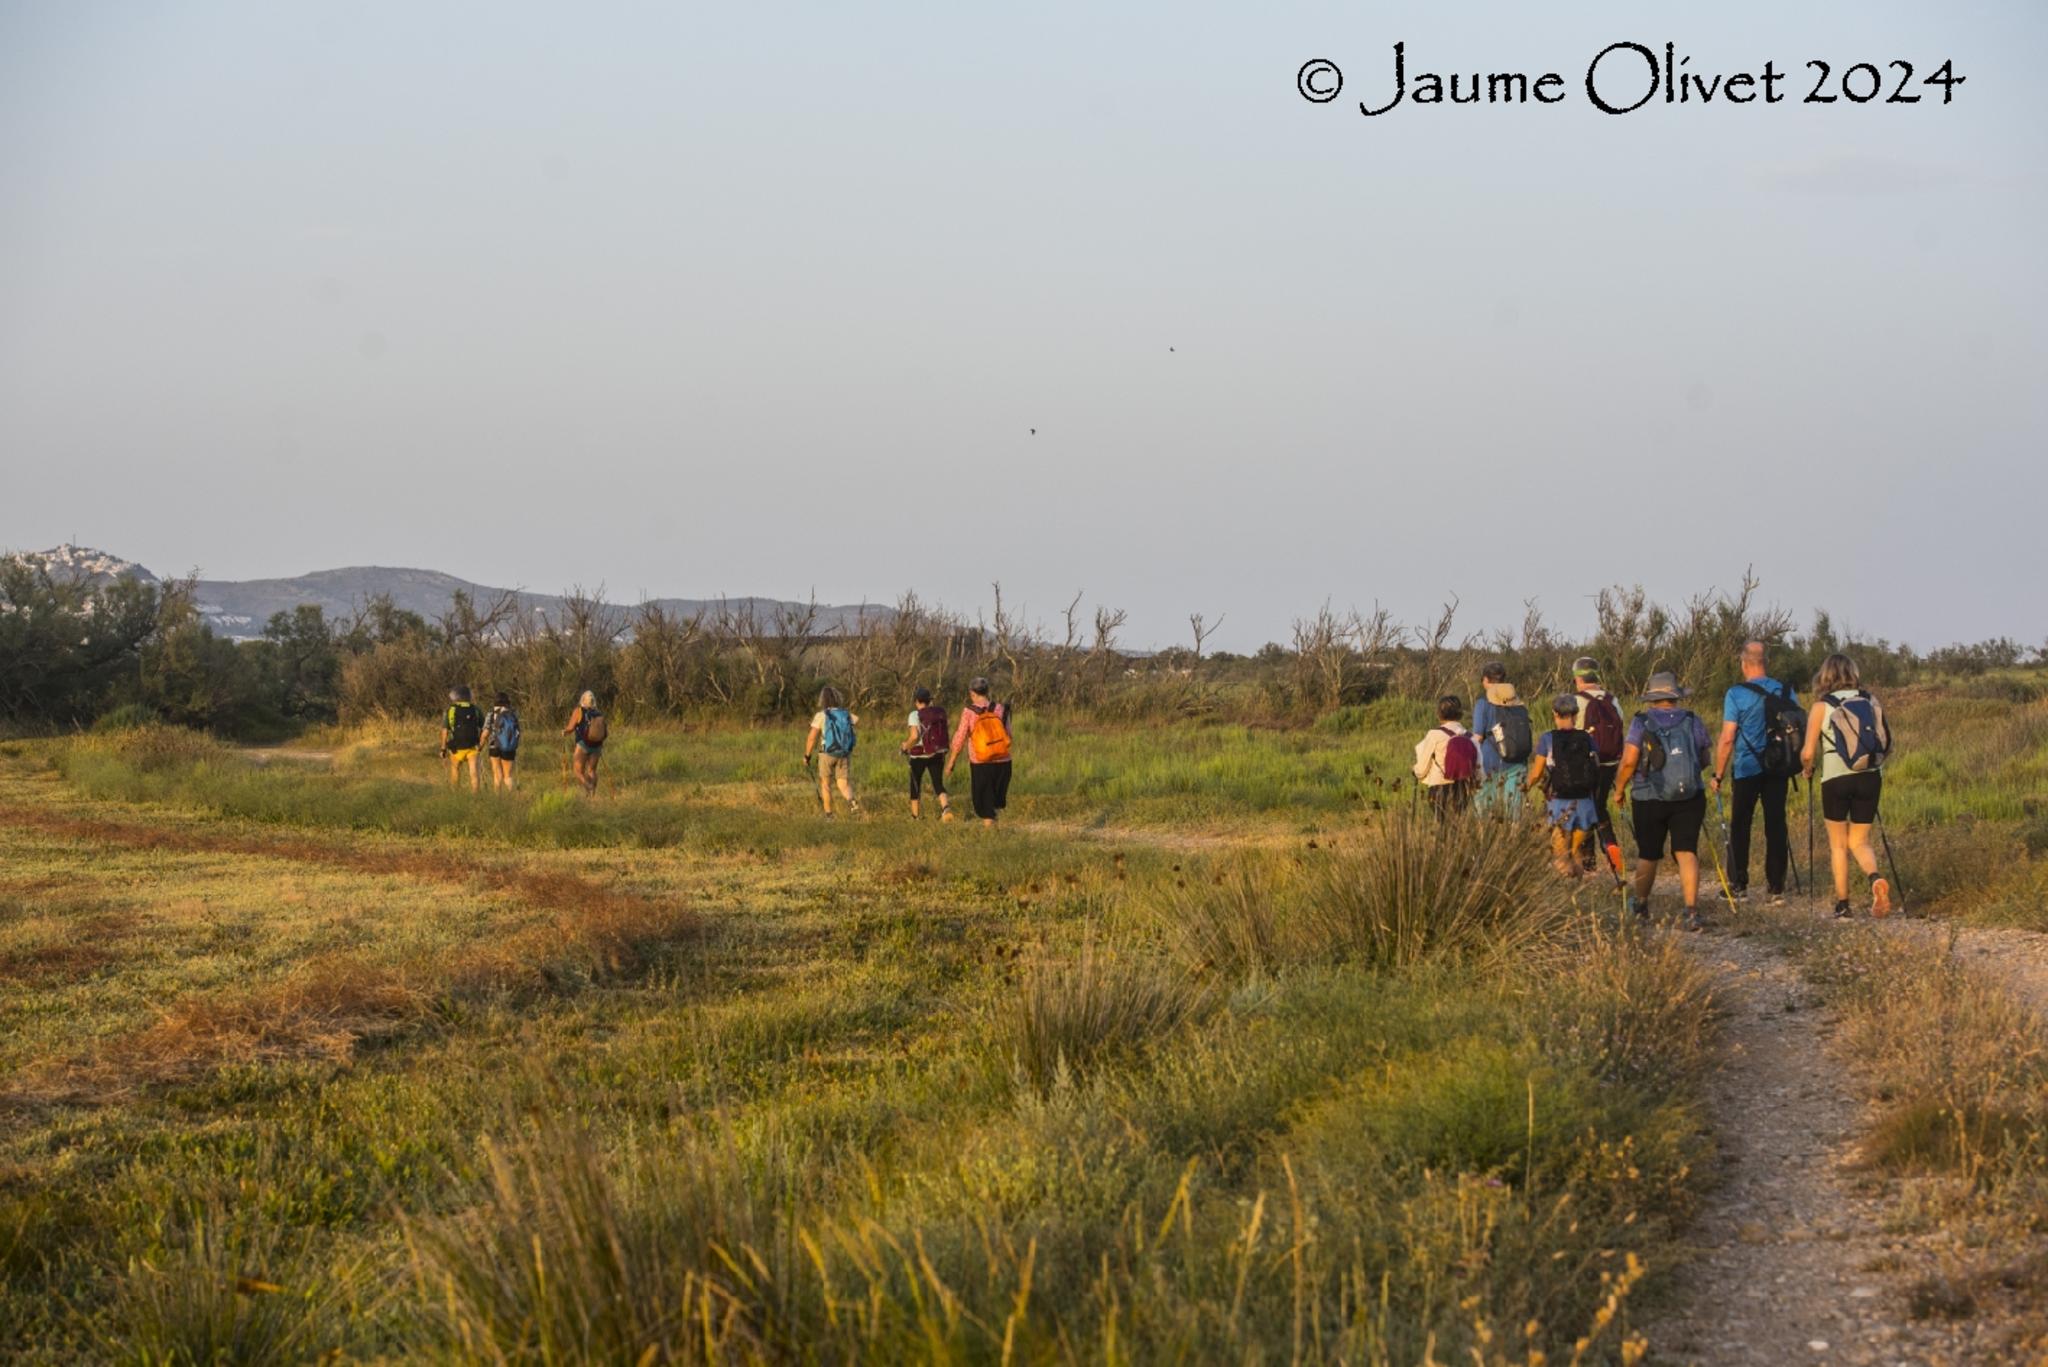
[5,546,891,640]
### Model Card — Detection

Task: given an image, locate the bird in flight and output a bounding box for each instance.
[1029,428,1036,435]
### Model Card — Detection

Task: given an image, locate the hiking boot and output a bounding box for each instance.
[1727,886,1751,905]
[1767,890,1787,907]
[1870,877,1892,919]
[1833,899,1853,919]
[1627,894,1650,921]
[1683,908,1705,933]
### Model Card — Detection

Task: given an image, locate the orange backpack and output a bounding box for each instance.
[967,704,1011,763]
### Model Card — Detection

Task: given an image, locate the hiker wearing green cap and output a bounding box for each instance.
[1709,641,1800,904]
[1470,662,1532,817]
[1570,658,1628,874]
[1801,653,1893,919]
[1611,671,1712,928]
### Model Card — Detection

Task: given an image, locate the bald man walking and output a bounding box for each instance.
[1710,641,1799,903]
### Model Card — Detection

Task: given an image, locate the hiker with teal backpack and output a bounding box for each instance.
[1709,641,1801,905]
[484,691,521,792]
[1471,662,1532,818]
[441,686,486,792]
[1801,653,1894,919]
[563,690,607,796]
[900,686,954,821]
[1610,672,1713,929]
[804,686,862,818]
[1411,695,1479,820]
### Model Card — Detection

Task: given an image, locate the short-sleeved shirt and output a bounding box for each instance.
[1721,677,1798,781]
[811,710,859,733]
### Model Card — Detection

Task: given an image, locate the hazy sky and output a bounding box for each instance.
[3,2,2043,652]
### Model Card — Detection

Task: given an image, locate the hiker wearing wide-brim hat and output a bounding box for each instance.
[1639,672,1691,703]
[1611,671,1713,928]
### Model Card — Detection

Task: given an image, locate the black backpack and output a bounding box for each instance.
[1741,681,1804,780]
[1546,729,1601,799]
[1491,704,1533,765]
[446,702,484,750]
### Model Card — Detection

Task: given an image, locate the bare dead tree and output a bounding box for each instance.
[1090,604,1129,692]
[1189,612,1224,661]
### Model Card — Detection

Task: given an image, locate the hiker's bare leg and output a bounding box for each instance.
[1569,829,1589,873]
[1551,825,1571,875]
[1846,822,1878,878]
[1630,857,1658,903]
[468,755,480,792]
[1675,851,1699,908]
[1826,818,1851,900]
[836,770,856,808]
[910,797,921,819]
[818,764,833,814]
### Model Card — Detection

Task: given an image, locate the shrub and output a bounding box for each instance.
[1009,936,1209,1092]
[1533,926,1718,1092]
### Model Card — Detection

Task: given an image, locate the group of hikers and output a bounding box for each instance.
[436,677,1019,827]
[1412,646,1894,928]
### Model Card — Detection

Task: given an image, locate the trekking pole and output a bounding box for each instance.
[1703,800,1739,914]
[1784,780,1806,898]
[1714,788,1733,893]
[1806,777,1817,912]
[1875,811,1910,914]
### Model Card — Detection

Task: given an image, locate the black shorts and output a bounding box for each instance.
[907,754,945,798]
[1821,771,1882,824]
[1631,794,1705,860]
[487,747,517,762]
[970,761,1011,820]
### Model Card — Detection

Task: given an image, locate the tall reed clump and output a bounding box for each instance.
[1154,807,1574,976]
[403,1118,795,1362]
[1533,921,1720,1093]
[1009,935,1210,1093]
[104,1196,358,1366]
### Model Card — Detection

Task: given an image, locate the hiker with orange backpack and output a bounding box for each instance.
[1800,653,1893,919]
[945,676,1012,828]
[1570,658,1628,876]
[900,685,954,821]
[1411,695,1479,819]
[563,689,607,796]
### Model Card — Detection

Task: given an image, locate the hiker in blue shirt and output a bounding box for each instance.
[1470,662,1532,818]
[1708,641,1800,904]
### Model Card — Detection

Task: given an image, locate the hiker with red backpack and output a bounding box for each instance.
[1471,662,1532,818]
[1570,658,1628,876]
[1800,653,1893,919]
[900,685,954,821]
[1411,695,1479,819]
[945,676,1013,828]
[1611,672,1713,929]
[1709,641,1801,905]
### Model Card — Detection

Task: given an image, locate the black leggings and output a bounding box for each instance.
[907,755,946,799]
[1728,773,1790,892]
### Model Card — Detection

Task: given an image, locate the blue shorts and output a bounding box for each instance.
[1547,797,1597,832]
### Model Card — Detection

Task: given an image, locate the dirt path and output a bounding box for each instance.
[240,745,337,766]
[1650,926,2005,1365]
[1876,918,2048,1019]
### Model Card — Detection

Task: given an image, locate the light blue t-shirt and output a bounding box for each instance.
[1721,677,1798,781]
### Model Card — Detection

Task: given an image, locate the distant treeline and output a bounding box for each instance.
[2,560,2040,736]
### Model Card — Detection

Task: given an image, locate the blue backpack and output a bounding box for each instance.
[495,709,521,753]
[1632,709,1704,802]
[822,707,857,758]
[1827,690,1890,773]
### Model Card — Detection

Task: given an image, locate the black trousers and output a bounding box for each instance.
[1728,773,1791,893]
[1583,763,1621,866]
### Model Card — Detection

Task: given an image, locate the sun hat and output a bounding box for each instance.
[1640,671,1690,702]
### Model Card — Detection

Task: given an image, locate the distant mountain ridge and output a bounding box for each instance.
[6,545,891,640]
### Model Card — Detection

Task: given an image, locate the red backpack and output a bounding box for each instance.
[913,705,948,756]
[1439,727,1479,783]
[1581,692,1625,764]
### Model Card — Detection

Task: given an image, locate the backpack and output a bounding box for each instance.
[1633,709,1703,801]
[1438,727,1479,783]
[1740,681,1803,779]
[1546,729,1601,799]
[1580,691,1626,764]
[494,709,521,753]
[446,702,483,750]
[821,707,857,758]
[580,709,608,746]
[913,705,948,757]
[1490,704,1533,765]
[968,703,1012,763]
[1826,690,1890,773]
